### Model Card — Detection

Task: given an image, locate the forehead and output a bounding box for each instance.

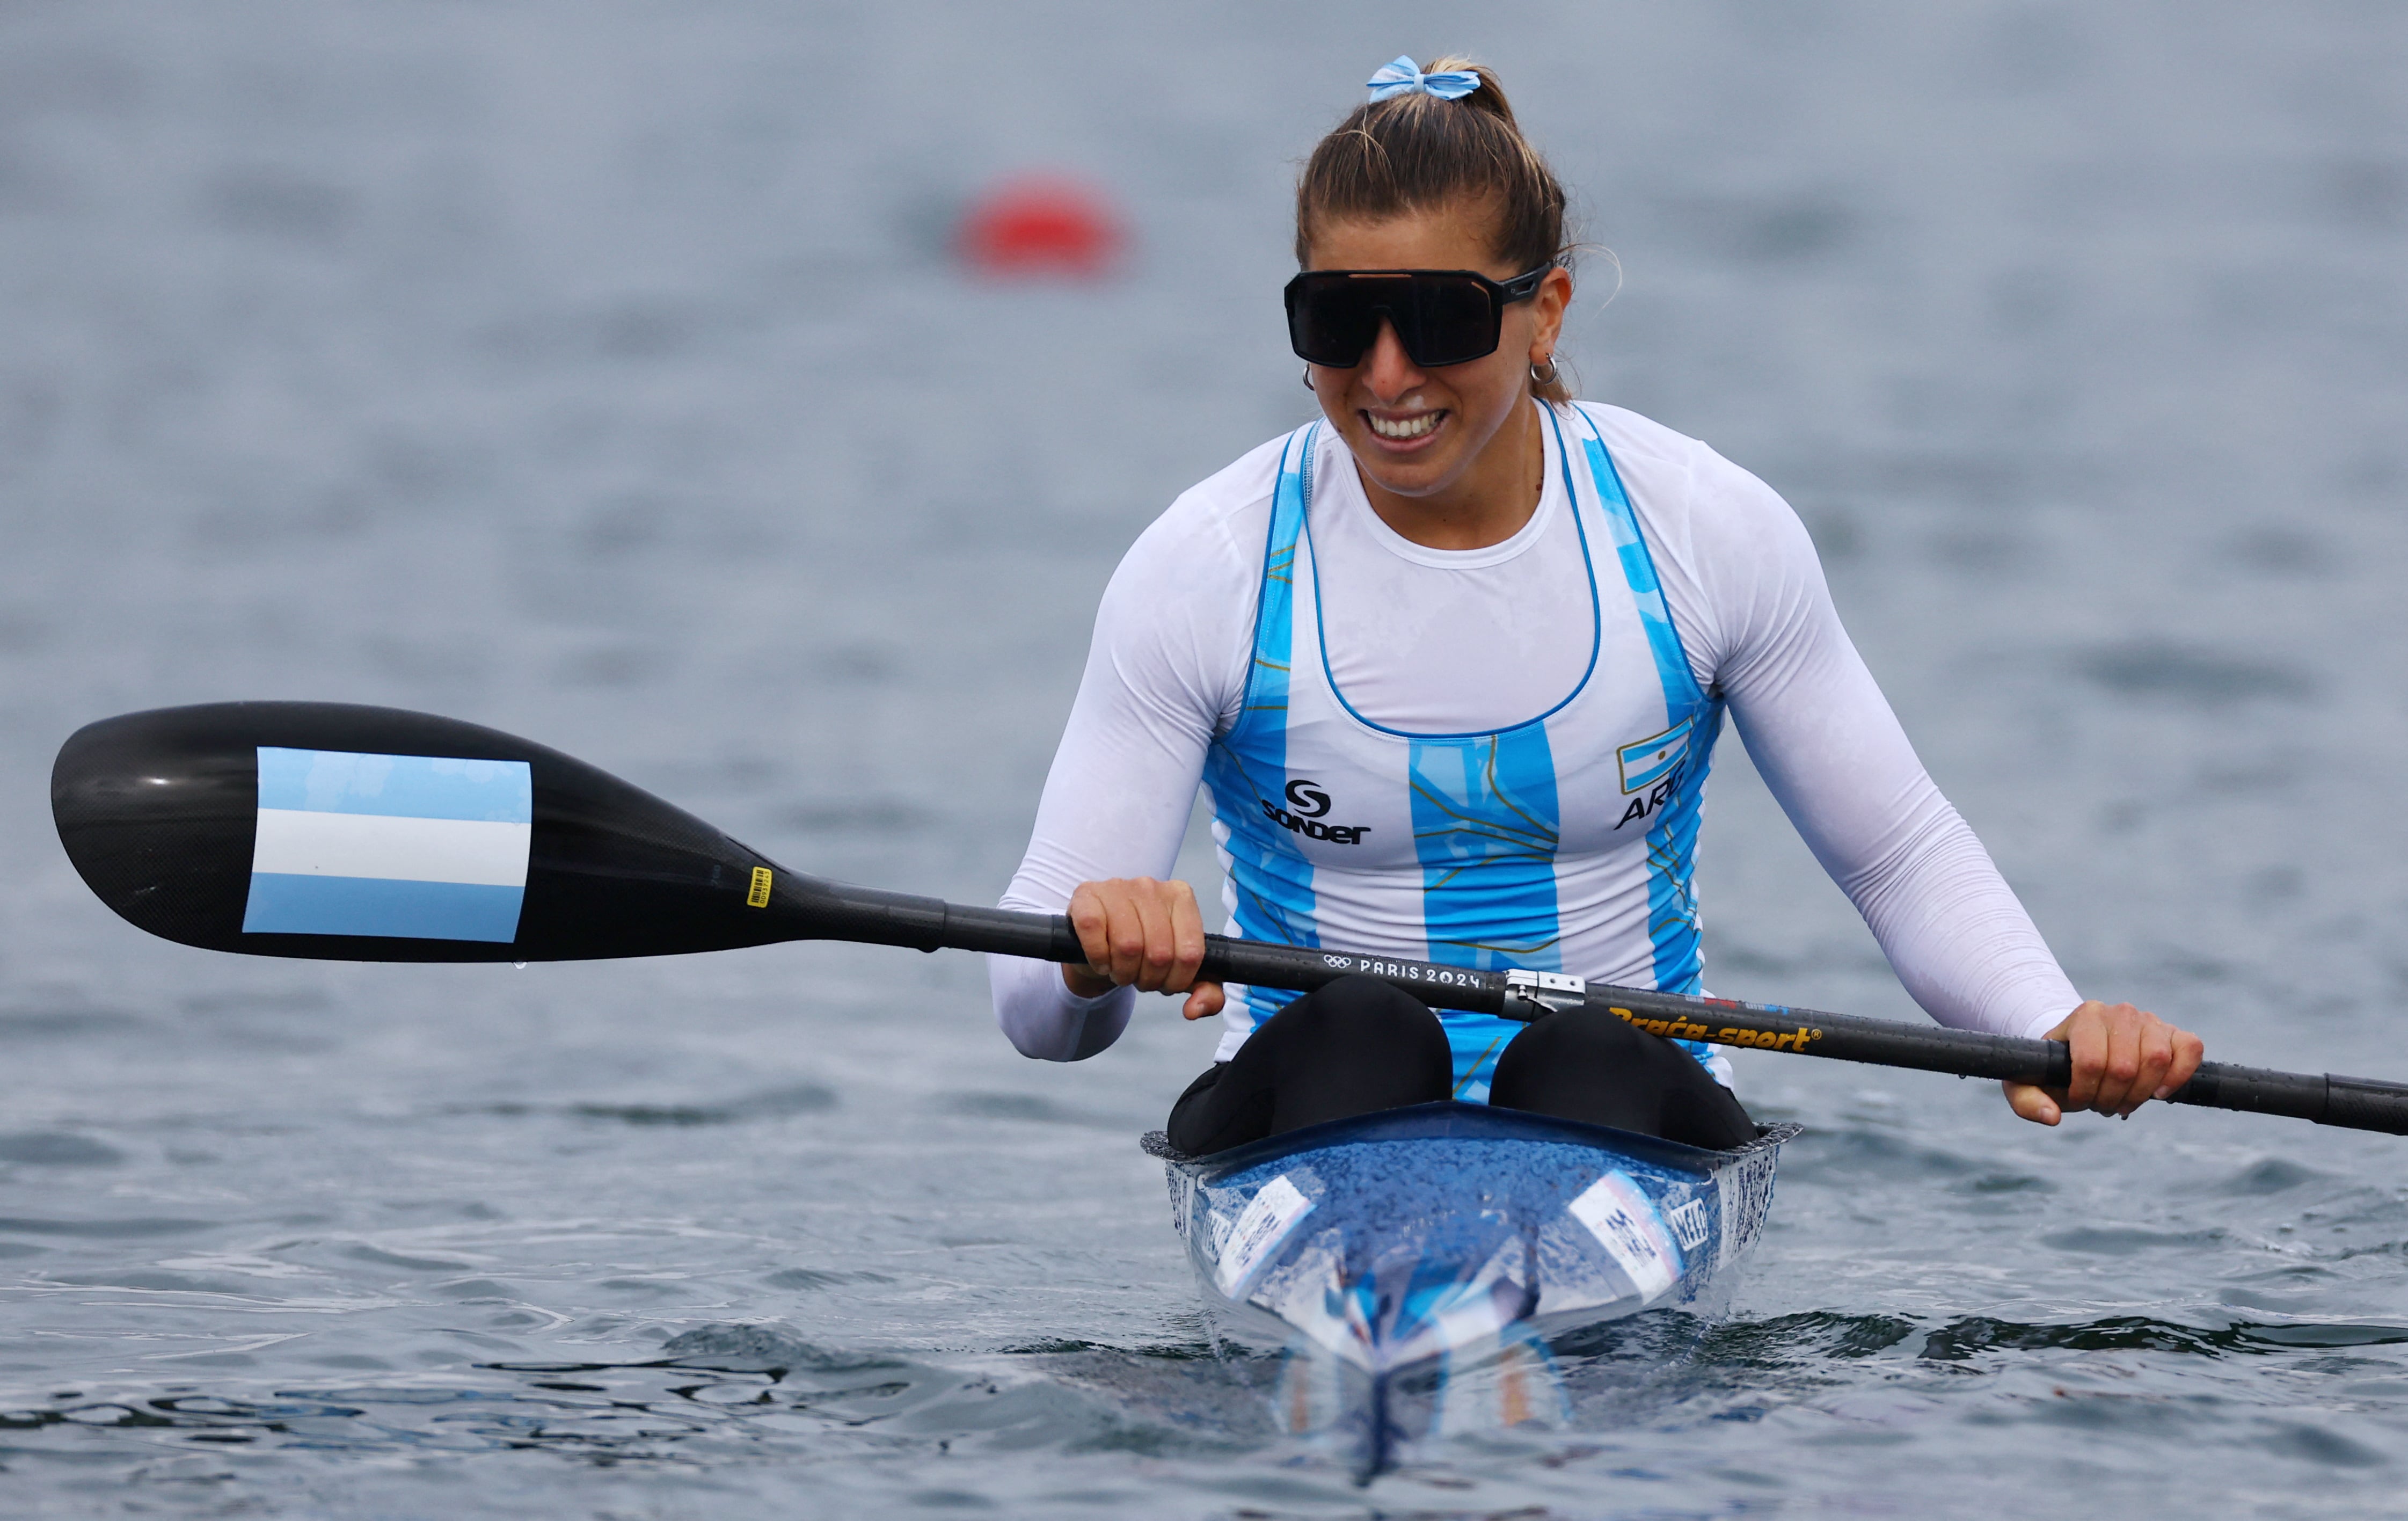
[1303,200,1509,274]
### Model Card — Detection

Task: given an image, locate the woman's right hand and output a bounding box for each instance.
[1063,877,1226,1021]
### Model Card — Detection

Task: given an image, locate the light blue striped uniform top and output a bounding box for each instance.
[1201,403,1726,1099]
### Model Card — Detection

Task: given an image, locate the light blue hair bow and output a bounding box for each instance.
[1366,56,1481,103]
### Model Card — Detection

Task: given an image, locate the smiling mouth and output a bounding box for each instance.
[1365,410,1444,441]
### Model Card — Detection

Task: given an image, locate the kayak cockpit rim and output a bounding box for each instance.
[1140,1100,1803,1182]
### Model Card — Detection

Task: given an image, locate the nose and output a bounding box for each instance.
[1361,317,1426,403]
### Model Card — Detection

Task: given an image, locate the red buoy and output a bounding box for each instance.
[956,174,1125,279]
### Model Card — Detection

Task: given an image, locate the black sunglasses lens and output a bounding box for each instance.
[1407,279,1499,366]
[1288,279,1379,366]
[1288,275,1503,368]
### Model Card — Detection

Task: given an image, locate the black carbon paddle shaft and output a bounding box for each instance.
[1195,932,2066,1082]
[1179,929,2408,1136]
[475,873,2408,1137]
[2163,1064,2408,1133]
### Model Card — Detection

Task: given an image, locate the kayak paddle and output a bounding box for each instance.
[50,701,2408,1137]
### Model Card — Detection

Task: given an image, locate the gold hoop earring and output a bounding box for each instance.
[1530,356,1560,387]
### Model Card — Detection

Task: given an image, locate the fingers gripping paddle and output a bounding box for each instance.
[53,701,2408,1137]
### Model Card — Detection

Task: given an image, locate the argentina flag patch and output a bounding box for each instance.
[242,747,533,942]
[1616,717,1694,796]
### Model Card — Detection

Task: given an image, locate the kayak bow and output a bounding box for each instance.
[1145,1103,1800,1479]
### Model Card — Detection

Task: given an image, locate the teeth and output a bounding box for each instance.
[1367,411,1441,440]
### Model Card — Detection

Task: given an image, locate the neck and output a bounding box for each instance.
[1356,397,1548,551]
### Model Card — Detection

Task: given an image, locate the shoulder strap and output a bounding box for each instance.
[1225,423,1315,738]
[1562,405,1706,712]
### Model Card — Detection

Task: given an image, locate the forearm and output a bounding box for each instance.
[987,950,1135,1061]
[988,552,1231,1058]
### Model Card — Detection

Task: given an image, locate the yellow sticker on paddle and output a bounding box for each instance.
[747,866,773,908]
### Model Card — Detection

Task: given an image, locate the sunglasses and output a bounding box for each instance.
[1284,265,1551,369]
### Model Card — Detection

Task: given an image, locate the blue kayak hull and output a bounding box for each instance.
[1144,1102,1797,1469]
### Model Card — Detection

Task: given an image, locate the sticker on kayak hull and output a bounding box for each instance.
[1667,1195,1711,1252]
[1568,1170,1683,1298]
[1215,1174,1314,1296]
[242,747,533,943]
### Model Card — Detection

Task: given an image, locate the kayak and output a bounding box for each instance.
[1143,1102,1800,1479]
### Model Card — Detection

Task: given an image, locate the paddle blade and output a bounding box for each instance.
[52,702,800,962]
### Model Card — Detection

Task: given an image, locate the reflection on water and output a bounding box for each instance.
[4,1,2408,1516]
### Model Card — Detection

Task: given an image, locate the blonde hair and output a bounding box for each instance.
[1295,57,1575,403]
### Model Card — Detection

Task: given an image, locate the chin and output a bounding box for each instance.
[1346,431,1459,485]
[1361,457,1469,500]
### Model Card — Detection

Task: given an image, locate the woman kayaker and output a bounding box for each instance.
[989,55,2203,1154]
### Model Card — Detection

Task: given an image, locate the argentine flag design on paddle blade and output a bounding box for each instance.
[242,747,533,943]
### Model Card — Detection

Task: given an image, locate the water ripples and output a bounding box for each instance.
[6,1,2408,1515]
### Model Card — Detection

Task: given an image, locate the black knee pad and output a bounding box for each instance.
[1495,1005,1651,1074]
[1305,974,1447,1044]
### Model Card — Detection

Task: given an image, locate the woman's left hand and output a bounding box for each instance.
[2002,1000,2205,1125]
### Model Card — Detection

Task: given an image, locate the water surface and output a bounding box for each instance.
[3,3,2406,1516]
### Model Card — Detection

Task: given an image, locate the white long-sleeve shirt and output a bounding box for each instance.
[990,403,2080,1065]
